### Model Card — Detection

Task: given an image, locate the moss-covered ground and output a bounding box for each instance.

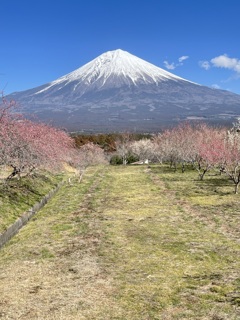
[0,164,239,319]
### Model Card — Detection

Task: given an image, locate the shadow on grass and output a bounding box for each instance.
[0,172,60,207]
[150,164,236,195]
[194,177,235,196]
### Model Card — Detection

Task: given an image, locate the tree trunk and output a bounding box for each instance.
[199,169,207,181]
[181,163,185,173]
[6,166,21,180]
[79,169,85,183]
[234,172,240,194]
[234,182,239,194]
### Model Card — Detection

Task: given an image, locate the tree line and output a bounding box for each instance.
[108,122,240,194]
[0,96,106,182]
[2,95,240,193]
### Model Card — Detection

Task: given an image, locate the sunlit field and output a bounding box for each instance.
[0,164,239,319]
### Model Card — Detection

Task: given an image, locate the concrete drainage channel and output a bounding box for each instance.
[0,180,65,249]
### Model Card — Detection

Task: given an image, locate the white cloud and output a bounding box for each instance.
[199,60,211,70]
[163,55,189,70]
[211,54,240,73]
[178,55,189,63]
[163,61,176,70]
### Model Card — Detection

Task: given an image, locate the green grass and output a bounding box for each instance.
[0,164,239,319]
[93,165,240,319]
[0,170,64,233]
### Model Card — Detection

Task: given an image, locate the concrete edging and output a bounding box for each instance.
[0,180,65,249]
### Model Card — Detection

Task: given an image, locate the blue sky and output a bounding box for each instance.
[1,0,240,95]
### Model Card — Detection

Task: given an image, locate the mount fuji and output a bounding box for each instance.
[8,49,240,132]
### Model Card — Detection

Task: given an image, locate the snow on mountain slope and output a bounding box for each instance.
[8,49,240,132]
[34,49,195,95]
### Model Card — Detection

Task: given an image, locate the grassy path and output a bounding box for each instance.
[0,165,239,319]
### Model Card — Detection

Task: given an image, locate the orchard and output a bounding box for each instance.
[152,122,240,193]
[1,94,240,194]
[0,96,109,187]
[0,96,75,181]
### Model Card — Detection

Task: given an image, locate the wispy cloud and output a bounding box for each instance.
[199,60,211,70]
[163,55,189,70]
[178,56,189,63]
[163,61,176,70]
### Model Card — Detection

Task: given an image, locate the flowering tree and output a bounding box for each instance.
[219,131,240,194]
[72,142,107,182]
[130,139,155,164]
[153,130,179,169]
[18,120,74,170]
[193,124,226,180]
[153,123,197,171]
[170,123,198,172]
[0,96,75,181]
[115,133,133,165]
[0,97,22,178]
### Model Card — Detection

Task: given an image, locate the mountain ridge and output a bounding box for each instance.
[8,49,240,132]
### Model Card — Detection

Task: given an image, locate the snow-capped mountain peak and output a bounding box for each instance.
[8,49,240,133]
[62,49,191,84]
[36,49,193,95]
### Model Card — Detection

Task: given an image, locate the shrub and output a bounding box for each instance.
[110,155,123,165]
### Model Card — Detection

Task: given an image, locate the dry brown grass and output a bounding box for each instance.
[0,164,239,319]
[0,166,123,319]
